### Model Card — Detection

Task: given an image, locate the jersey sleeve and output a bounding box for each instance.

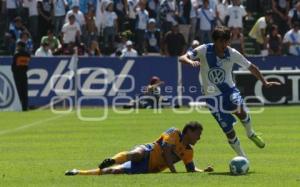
[187,45,205,61]
[160,128,180,147]
[232,48,251,69]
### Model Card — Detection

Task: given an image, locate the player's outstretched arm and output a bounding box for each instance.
[161,145,177,173]
[186,162,214,173]
[248,64,282,88]
[193,167,214,172]
[179,54,201,67]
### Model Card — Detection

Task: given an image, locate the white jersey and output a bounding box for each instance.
[283,29,300,56]
[227,5,246,28]
[187,43,251,96]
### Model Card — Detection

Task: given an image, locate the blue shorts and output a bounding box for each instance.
[206,87,246,134]
[121,144,153,174]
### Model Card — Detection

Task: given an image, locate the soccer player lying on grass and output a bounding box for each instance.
[65,121,213,175]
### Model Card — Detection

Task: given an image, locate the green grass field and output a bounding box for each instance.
[0,106,299,187]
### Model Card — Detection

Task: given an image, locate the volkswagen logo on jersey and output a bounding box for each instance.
[208,68,226,84]
[0,72,15,108]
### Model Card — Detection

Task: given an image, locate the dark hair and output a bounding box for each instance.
[292,21,300,27]
[20,31,30,38]
[265,10,273,16]
[150,76,160,85]
[212,26,231,42]
[271,24,278,32]
[17,41,26,48]
[47,29,54,34]
[182,121,203,135]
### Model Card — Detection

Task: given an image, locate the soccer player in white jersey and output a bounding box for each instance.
[179,26,281,157]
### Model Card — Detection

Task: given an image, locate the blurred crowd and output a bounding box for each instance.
[0,0,300,57]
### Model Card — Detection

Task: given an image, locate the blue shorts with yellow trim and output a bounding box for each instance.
[121,144,153,174]
[206,87,246,134]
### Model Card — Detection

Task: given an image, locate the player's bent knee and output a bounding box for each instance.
[128,150,145,162]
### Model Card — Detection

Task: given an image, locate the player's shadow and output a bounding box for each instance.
[208,171,255,176]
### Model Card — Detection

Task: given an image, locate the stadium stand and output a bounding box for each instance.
[0,0,300,57]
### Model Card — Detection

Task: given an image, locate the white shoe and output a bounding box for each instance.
[65,169,79,176]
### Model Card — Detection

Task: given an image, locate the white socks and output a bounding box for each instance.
[241,114,255,138]
[228,136,247,158]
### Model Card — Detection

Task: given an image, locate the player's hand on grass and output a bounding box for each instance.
[263,81,282,88]
[203,165,214,172]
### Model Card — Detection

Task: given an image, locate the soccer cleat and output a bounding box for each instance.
[65,169,79,176]
[249,134,265,148]
[99,158,115,169]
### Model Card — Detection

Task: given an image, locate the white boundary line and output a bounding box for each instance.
[0,113,72,136]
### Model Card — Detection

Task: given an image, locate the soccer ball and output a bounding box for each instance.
[229,156,249,175]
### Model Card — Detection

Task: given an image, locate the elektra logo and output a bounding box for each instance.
[0,72,15,108]
[208,68,225,84]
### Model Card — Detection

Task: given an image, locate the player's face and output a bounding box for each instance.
[188,129,202,145]
[214,39,229,55]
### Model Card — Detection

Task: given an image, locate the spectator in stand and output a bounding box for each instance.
[121,40,138,57]
[103,1,118,52]
[144,18,161,54]
[5,0,19,30]
[146,0,160,19]
[68,0,96,15]
[95,0,109,36]
[61,14,81,47]
[127,0,139,33]
[135,0,149,55]
[53,0,68,37]
[197,0,215,44]
[37,0,53,41]
[178,0,191,24]
[21,1,30,27]
[6,17,29,54]
[208,0,217,11]
[216,0,228,26]
[35,40,53,57]
[283,21,300,56]
[114,0,128,32]
[160,0,178,35]
[266,24,282,55]
[226,0,247,29]
[272,0,290,35]
[8,17,29,42]
[65,3,86,32]
[249,10,273,54]
[26,0,39,48]
[163,23,186,56]
[41,30,62,55]
[288,1,300,28]
[88,40,101,56]
[230,27,244,54]
[18,31,33,54]
[114,31,132,56]
[189,0,201,43]
[85,5,98,47]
